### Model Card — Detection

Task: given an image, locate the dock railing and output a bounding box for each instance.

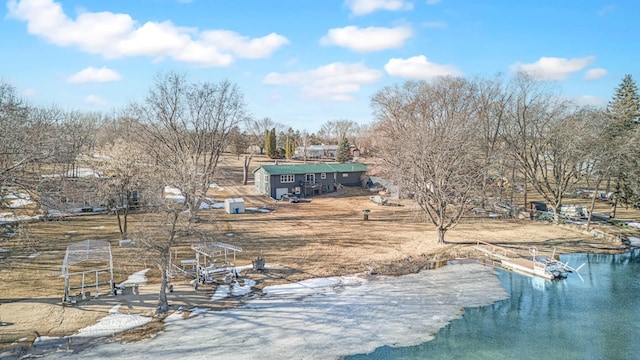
[474,240,519,261]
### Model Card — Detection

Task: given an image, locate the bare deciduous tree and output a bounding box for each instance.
[372,78,483,244]
[245,117,284,154]
[133,71,248,220]
[502,74,591,223]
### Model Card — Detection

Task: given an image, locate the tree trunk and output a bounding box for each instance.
[437,228,446,245]
[242,154,253,185]
[156,252,170,314]
[610,180,620,219]
[116,209,124,239]
[586,178,603,230]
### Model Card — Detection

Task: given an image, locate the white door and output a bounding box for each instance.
[276,187,289,199]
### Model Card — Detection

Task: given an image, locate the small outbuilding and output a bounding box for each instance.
[224,198,245,214]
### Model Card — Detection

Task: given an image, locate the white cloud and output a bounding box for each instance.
[67,66,122,83]
[200,30,289,59]
[510,56,595,81]
[320,26,413,52]
[7,0,288,67]
[384,55,462,79]
[84,94,107,107]
[345,0,413,16]
[264,62,383,101]
[584,68,607,80]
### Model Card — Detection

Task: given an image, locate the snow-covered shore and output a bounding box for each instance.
[44,263,506,359]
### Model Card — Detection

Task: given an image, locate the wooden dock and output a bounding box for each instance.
[474,241,554,280]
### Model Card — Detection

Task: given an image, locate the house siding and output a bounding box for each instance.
[253,163,367,199]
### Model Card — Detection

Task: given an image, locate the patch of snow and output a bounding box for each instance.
[198,198,224,210]
[246,207,272,213]
[164,311,184,323]
[209,183,224,190]
[72,168,103,178]
[4,193,33,208]
[210,285,230,301]
[628,236,640,247]
[33,336,61,345]
[27,252,40,259]
[627,222,640,229]
[90,226,105,230]
[40,264,508,360]
[189,308,208,317]
[119,269,149,287]
[231,279,255,296]
[73,311,152,338]
[164,186,185,203]
[0,213,41,225]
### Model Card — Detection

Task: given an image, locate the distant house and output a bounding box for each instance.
[253,162,368,199]
[294,145,339,159]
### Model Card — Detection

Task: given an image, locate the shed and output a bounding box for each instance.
[224,198,245,214]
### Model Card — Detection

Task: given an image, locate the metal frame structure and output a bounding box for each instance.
[61,239,113,302]
[191,242,242,283]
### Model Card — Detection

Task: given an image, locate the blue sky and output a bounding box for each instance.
[2,0,638,132]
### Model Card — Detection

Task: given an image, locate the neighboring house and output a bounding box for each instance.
[253,162,368,199]
[294,145,339,159]
[349,147,361,158]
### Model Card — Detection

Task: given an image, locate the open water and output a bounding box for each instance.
[346,249,640,360]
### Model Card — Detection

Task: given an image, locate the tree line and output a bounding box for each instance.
[371,74,639,244]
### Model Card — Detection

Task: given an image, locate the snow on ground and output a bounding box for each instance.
[629,236,640,246]
[209,183,224,191]
[73,305,152,338]
[118,269,149,287]
[4,193,33,208]
[47,263,507,360]
[41,168,103,178]
[209,279,256,301]
[163,186,224,209]
[628,222,640,229]
[245,207,272,213]
[0,212,40,225]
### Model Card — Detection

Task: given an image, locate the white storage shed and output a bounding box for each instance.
[224,198,245,214]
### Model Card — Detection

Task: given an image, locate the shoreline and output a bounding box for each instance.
[0,220,632,358]
[38,263,510,359]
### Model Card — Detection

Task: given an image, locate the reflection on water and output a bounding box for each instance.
[346,249,640,360]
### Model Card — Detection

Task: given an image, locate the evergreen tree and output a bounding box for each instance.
[264,129,271,157]
[268,127,277,158]
[335,137,351,163]
[285,136,296,159]
[606,74,640,216]
[607,74,640,129]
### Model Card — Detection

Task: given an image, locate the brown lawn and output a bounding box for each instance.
[0,154,637,353]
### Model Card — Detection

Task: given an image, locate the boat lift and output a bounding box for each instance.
[191,242,243,284]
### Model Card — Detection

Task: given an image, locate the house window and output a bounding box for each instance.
[342,173,349,178]
[306,174,315,183]
[280,174,295,183]
[264,174,269,182]
[321,173,327,180]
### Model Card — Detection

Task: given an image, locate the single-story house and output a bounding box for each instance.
[253,162,367,199]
